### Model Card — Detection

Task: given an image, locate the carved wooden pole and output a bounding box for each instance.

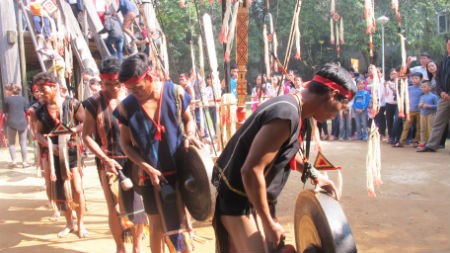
[235,0,248,125]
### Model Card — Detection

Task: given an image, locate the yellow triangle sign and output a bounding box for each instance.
[314,152,341,171]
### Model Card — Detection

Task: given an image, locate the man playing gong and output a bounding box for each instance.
[113,53,199,253]
[82,56,147,253]
[33,72,87,238]
[212,63,356,252]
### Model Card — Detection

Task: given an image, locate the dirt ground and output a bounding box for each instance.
[0,140,449,253]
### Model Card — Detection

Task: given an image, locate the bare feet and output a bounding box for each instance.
[57,226,74,238]
[49,211,60,222]
[78,226,88,238]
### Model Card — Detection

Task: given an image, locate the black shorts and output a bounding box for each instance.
[215,189,276,217]
[140,185,158,214]
[68,147,78,168]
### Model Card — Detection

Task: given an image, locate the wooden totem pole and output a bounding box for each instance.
[235,0,249,126]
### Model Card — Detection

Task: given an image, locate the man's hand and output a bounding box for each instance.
[315,174,340,200]
[264,220,285,250]
[183,135,204,150]
[104,158,122,175]
[139,162,162,189]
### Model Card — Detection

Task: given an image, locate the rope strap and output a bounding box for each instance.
[301,162,319,185]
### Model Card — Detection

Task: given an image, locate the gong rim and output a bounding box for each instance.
[294,190,357,253]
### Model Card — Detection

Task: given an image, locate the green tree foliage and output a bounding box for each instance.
[153,0,449,82]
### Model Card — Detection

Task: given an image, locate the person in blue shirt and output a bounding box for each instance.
[353,78,371,140]
[395,72,424,147]
[417,80,439,149]
[117,0,138,42]
[229,64,238,98]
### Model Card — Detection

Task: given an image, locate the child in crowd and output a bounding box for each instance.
[417,80,438,150]
[394,72,424,147]
[353,78,371,140]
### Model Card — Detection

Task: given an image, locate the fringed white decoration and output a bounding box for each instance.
[224,1,239,62]
[161,33,170,76]
[391,0,401,25]
[218,0,232,44]
[340,18,344,44]
[198,37,205,79]
[219,94,237,149]
[404,79,410,120]
[330,18,335,45]
[364,0,376,34]
[366,120,382,197]
[294,12,301,60]
[400,33,406,68]
[190,41,197,77]
[263,24,270,78]
[203,13,221,100]
[366,65,383,197]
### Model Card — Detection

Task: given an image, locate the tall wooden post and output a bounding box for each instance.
[17,1,28,102]
[0,1,22,97]
[236,0,248,125]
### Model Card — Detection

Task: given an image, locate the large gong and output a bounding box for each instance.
[294,190,357,253]
[175,145,215,221]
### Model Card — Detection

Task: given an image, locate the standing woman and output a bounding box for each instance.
[426,59,448,148]
[4,83,29,168]
[426,60,439,95]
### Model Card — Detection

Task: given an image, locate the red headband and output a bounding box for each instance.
[123,69,152,85]
[310,75,353,100]
[99,73,119,81]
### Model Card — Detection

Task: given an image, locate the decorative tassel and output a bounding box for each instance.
[391,0,401,25]
[340,18,345,44]
[399,33,407,74]
[224,1,239,62]
[366,120,382,197]
[155,125,166,141]
[263,24,270,78]
[218,0,231,44]
[335,22,340,57]
[273,32,279,71]
[330,19,335,45]
[369,34,373,57]
[203,13,221,100]
[294,13,301,60]
[161,34,169,76]
[198,37,205,79]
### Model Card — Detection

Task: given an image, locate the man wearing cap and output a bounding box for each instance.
[113,53,198,253]
[82,57,147,253]
[211,63,356,252]
[33,72,87,238]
